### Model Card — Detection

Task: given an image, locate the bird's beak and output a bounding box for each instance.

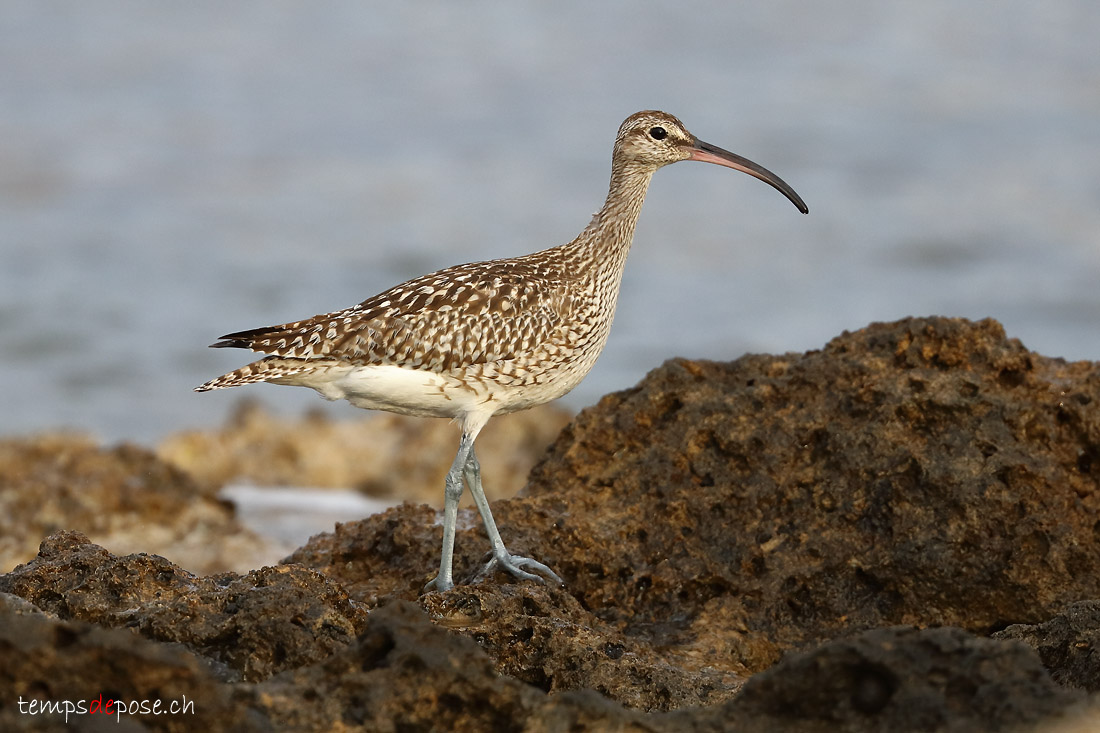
[689,139,808,214]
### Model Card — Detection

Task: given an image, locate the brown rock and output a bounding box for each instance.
[3,316,1099,730]
[158,399,571,505]
[286,511,736,711]
[283,500,559,605]
[0,592,255,732]
[249,599,649,732]
[282,315,1100,716]
[995,600,1100,692]
[0,531,367,682]
[419,582,739,711]
[674,626,1084,733]
[0,542,653,731]
[516,316,1100,662]
[0,434,270,574]
[0,581,1085,732]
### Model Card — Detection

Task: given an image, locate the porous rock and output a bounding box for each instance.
[0,434,270,574]
[995,600,1100,692]
[0,531,367,682]
[4,316,1100,730]
[518,316,1100,662]
[700,626,1084,733]
[0,591,255,732]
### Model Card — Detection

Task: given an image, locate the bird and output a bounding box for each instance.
[196,110,808,592]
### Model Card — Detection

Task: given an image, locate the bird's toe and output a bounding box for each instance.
[478,552,563,587]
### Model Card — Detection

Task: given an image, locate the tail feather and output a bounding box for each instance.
[195,356,312,392]
[208,324,289,350]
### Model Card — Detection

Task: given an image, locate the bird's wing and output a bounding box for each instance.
[211,258,573,373]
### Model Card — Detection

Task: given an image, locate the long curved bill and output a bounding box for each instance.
[690,139,808,214]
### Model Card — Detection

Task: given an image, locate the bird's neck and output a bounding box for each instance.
[562,159,657,276]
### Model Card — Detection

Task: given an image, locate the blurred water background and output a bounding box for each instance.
[2,1,1098,442]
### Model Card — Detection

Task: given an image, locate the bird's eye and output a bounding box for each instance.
[649,126,667,140]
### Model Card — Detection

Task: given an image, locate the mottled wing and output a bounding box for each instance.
[211,257,573,373]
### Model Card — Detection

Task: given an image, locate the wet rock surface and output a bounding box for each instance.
[2,317,1100,730]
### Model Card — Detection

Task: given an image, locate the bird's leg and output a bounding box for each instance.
[464,446,563,587]
[423,432,474,593]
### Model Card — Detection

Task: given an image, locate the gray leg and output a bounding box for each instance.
[464,447,563,587]
[423,432,474,593]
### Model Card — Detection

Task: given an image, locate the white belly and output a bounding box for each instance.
[283,363,474,418]
[274,352,599,422]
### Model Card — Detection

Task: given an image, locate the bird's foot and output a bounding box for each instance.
[475,550,564,587]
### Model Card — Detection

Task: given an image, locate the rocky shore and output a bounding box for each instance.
[2,316,1099,731]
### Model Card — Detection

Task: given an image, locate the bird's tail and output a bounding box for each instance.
[195,356,312,392]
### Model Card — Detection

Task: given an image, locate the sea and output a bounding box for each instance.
[2,1,1098,442]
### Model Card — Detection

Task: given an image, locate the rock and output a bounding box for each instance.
[0,531,367,682]
[159,399,571,505]
[515,316,1100,663]
[0,587,649,732]
[0,592,254,732]
[283,315,1100,720]
[0,434,271,574]
[1,563,1089,731]
[995,600,1100,692]
[698,626,1084,733]
[286,513,740,711]
[247,599,638,732]
[4,316,1100,730]
[418,582,739,711]
[283,501,550,605]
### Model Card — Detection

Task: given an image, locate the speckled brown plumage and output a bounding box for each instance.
[201,258,579,387]
[196,110,807,592]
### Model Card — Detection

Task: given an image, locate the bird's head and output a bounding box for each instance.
[615,110,808,214]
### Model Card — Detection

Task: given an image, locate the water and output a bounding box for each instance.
[2,1,1098,442]
[220,484,394,560]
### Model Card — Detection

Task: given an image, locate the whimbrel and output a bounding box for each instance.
[196,110,807,592]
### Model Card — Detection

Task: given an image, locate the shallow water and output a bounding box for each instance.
[220,483,394,560]
[2,1,1098,441]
